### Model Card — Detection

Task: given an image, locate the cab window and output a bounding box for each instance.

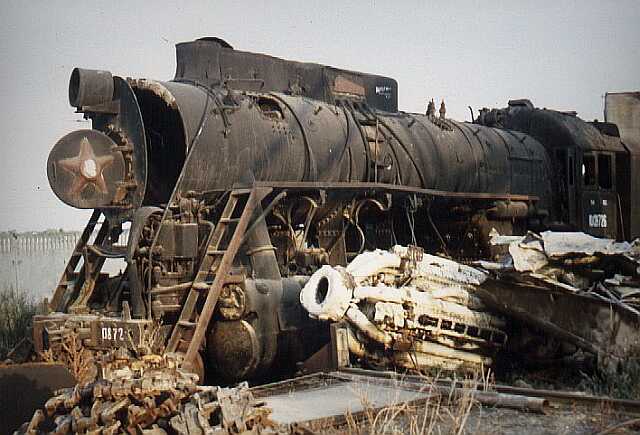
[598,154,612,189]
[582,154,596,187]
[581,152,613,190]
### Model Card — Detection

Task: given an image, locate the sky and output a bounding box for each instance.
[0,0,638,232]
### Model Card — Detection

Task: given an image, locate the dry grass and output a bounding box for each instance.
[132,320,165,356]
[41,332,96,383]
[305,373,483,434]
[0,286,37,360]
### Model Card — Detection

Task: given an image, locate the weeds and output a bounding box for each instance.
[579,349,640,400]
[133,320,165,356]
[0,286,36,360]
[324,373,481,434]
[41,332,96,383]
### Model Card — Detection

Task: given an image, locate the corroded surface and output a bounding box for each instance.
[14,354,275,434]
[301,245,506,372]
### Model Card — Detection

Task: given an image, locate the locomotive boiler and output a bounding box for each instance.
[33,37,639,382]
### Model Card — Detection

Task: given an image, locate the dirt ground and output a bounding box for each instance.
[463,406,639,435]
[315,405,640,435]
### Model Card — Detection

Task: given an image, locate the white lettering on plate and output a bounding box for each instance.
[588,214,607,228]
[375,85,392,99]
[101,327,124,341]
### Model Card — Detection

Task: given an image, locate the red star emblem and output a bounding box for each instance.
[57,136,114,195]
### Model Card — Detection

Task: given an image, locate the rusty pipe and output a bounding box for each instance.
[487,201,529,219]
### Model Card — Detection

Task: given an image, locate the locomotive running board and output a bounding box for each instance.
[210,180,540,203]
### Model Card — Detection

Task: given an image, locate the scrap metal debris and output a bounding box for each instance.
[301,231,640,374]
[486,230,640,311]
[473,230,640,371]
[14,353,275,435]
[300,245,507,373]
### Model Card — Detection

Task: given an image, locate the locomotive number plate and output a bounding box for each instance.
[588,214,607,228]
[92,319,147,349]
[101,326,125,342]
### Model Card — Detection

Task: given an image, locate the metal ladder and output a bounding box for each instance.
[166,187,269,365]
[49,209,108,312]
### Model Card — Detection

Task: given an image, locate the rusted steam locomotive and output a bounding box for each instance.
[35,37,640,382]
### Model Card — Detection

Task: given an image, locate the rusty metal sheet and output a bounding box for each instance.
[253,373,431,426]
[540,231,636,258]
[507,234,548,272]
[475,277,640,370]
[0,363,75,432]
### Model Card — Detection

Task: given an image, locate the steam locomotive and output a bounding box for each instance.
[35,37,640,382]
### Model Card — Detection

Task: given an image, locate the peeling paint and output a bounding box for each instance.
[129,78,178,109]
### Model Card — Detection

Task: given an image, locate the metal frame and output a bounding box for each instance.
[209,181,540,203]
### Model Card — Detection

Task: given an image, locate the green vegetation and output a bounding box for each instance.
[580,351,640,400]
[0,287,37,360]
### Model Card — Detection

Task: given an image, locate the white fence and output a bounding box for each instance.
[0,229,129,300]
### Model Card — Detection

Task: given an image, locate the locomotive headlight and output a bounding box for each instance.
[48,129,125,209]
[80,158,98,180]
[50,69,152,212]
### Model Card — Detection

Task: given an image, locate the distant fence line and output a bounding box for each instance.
[0,229,130,257]
[1,229,130,298]
[0,233,80,256]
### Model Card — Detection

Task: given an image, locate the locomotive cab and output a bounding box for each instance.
[554,137,622,239]
[477,99,634,240]
[577,146,619,239]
